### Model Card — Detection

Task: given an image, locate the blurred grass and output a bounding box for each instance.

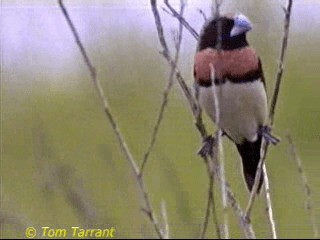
[1,1,320,239]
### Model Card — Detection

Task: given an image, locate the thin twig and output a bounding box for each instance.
[244,139,268,220]
[245,0,293,238]
[212,1,229,238]
[287,135,319,238]
[269,0,293,125]
[197,8,208,22]
[154,2,219,239]
[210,63,229,240]
[226,187,256,239]
[199,2,226,237]
[196,6,220,237]
[212,0,222,21]
[210,188,221,239]
[199,185,212,239]
[163,0,199,40]
[140,0,185,176]
[199,166,221,239]
[58,0,139,176]
[262,165,277,239]
[214,0,223,48]
[58,1,165,238]
[161,200,170,239]
[217,129,229,239]
[151,1,200,121]
[151,1,255,238]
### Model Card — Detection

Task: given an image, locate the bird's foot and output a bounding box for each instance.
[198,135,215,158]
[258,126,280,145]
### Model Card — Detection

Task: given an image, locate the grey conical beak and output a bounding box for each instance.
[230,14,252,37]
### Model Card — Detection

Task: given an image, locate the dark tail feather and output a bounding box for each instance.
[236,135,263,193]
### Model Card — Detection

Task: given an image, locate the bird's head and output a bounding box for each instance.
[198,13,252,51]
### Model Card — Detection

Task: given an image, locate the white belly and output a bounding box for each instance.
[198,80,267,144]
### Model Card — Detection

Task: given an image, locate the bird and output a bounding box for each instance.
[193,13,279,192]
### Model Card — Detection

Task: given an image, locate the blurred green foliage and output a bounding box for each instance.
[1,0,320,239]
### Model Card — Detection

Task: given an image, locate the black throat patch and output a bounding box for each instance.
[198,17,249,51]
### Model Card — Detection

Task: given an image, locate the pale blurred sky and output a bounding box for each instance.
[1,0,319,84]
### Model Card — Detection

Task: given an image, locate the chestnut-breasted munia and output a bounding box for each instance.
[194,14,278,192]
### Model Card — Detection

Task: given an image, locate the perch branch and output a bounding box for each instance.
[199,163,221,239]
[209,47,229,240]
[151,1,255,238]
[226,187,256,239]
[163,0,200,40]
[58,1,165,238]
[262,165,277,239]
[140,0,185,176]
[152,1,219,239]
[161,200,170,239]
[245,1,293,238]
[269,0,293,125]
[211,1,229,238]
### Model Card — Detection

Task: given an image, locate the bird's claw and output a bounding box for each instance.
[258,126,280,145]
[198,135,215,157]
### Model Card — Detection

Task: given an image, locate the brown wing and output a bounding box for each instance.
[257,57,266,87]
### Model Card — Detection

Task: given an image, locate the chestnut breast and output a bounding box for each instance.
[194,47,259,84]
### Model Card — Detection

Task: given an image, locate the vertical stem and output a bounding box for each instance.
[210,64,229,239]
[245,2,293,238]
[263,165,277,239]
[213,1,229,238]
[59,0,165,237]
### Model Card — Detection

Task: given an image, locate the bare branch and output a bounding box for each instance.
[199,3,226,236]
[269,0,293,125]
[245,1,293,238]
[151,1,255,238]
[58,1,165,238]
[256,1,293,231]
[197,8,208,22]
[199,186,212,239]
[140,0,185,176]
[244,139,267,220]
[211,0,223,19]
[226,187,255,239]
[58,0,138,176]
[163,0,200,40]
[245,142,277,239]
[199,168,221,239]
[151,2,218,239]
[210,63,229,239]
[287,135,319,238]
[263,165,277,239]
[211,1,229,237]
[161,200,170,239]
[150,1,202,127]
